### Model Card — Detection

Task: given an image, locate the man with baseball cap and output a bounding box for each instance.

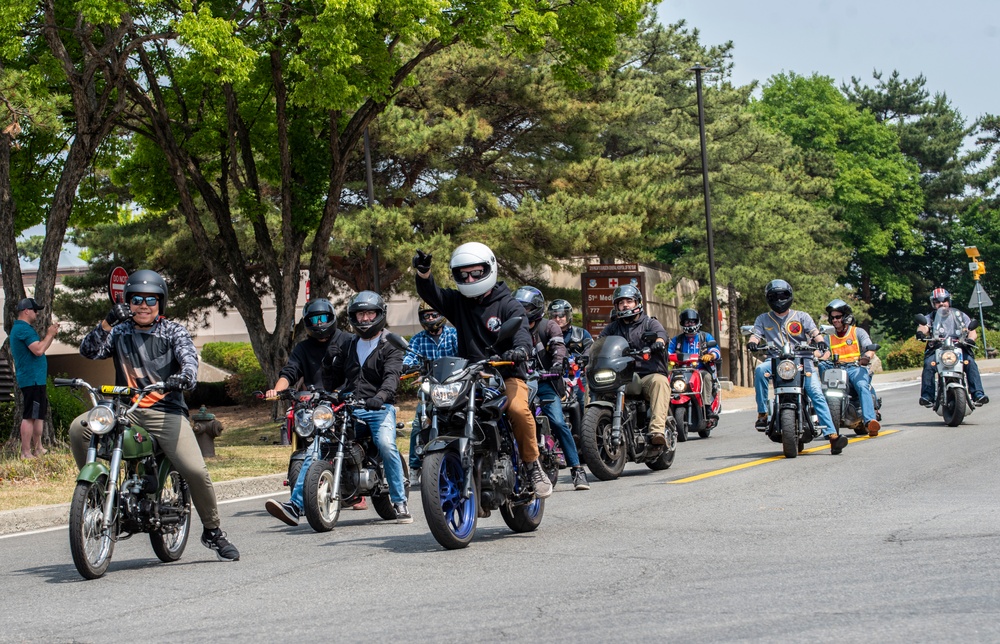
[9,298,58,459]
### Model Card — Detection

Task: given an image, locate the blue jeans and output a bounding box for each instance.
[818,363,877,424]
[755,362,837,437]
[921,351,985,400]
[537,380,581,468]
[290,405,407,508]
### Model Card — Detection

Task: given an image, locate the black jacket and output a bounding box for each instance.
[598,313,669,377]
[532,318,566,374]
[323,331,403,404]
[416,275,533,380]
[278,330,355,389]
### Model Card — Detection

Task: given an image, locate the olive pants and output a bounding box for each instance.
[503,377,540,463]
[70,408,221,529]
[640,373,671,435]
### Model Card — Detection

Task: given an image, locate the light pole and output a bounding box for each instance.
[689,63,721,343]
[363,126,380,293]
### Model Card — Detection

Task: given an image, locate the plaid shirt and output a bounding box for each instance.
[403,326,459,367]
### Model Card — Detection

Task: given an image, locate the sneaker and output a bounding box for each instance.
[829,434,848,456]
[866,419,881,437]
[571,467,590,491]
[349,497,368,511]
[755,413,768,431]
[408,468,421,487]
[201,528,240,562]
[974,394,990,407]
[265,499,300,527]
[648,431,667,446]
[918,397,933,408]
[393,502,413,524]
[529,460,553,498]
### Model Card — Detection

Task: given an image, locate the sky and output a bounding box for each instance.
[659,0,999,124]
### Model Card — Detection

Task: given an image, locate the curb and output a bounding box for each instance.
[0,473,287,537]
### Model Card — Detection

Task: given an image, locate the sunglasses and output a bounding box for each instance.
[829,315,843,320]
[454,268,486,281]
[550,313,568,319]
[420,312,441,321]
[130,295,159,307]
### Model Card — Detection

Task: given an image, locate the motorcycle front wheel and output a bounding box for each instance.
[69,475,116,580]
[943,388,967,427]
[673,407,688,442]
[500,497,544,533]
[580,406,627,481]
[303,461,340,532]
[150,468,191,563]
[421,450,477,549]
[779,407,798,459]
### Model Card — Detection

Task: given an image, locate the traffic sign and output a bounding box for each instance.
[581,270,645,336]
[108,266,129,303]
[968,282,993,308]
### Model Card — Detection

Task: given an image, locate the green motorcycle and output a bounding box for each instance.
[54,379,192,580]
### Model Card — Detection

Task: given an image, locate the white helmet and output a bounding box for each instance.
[450,242,498,298]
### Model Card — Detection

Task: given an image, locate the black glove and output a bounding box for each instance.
[746,341,759,352]
[815,341,829,353]
[412,250,433,273]
[650,341,666,353]
[501,347,528,363]
[322,341,342,368]
[365,396,384,411]
[915,330,926,340]
[105,302,133,327]
[164,374,191,392]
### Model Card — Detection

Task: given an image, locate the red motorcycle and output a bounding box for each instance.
[667,347,721,441]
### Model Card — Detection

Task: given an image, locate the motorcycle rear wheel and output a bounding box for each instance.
[150,468,191,563]
[580,406,626,481]
[69,475,116,580]
[500,497,544,533]
[304,461,340,532]
[779,408,798,459]
[421,450,477,549]
[943,389,967,427]
[371,461,410,521]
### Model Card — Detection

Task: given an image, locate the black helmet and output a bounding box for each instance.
[765,279,793,314]
[417,300,445,333]
[124,269,168,314]
[513,286,546,324]
[611,284,643,321]
[348,291,387,339]
[679,308,701,335]
[825,299,854,326]
[302,299,337,340]
[547,299,573,331]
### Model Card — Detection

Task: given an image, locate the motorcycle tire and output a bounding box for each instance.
[943,389,967,427]
[371,461,410,521]
[779,408,798,459]
[286,457,303,491]
[69,475,116,580]
[150,467,192,563]
[499,498,544,533]
[421,450,477,549]
[828,399,843,435]
[647,419,677,470]
[673,407,688,442]
[303,460,340,532]
[580,406,627,481]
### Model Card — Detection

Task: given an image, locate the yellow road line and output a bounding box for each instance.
[669,429,900,484]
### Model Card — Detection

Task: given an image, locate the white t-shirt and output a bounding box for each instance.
[355,335,380,365]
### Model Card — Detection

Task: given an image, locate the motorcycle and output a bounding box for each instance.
[531,373,566,485]
[915,310,980,426]
[53,378,192,580]
[579,333,677,481]
[742,326,823,458]
[667,342,721,441]
[818,326,882,435]
[387,319,546,550]
[284,387,410,532]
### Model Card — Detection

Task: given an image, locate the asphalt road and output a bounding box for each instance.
[2,375,999,643]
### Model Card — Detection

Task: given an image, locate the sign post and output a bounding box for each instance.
[965,247,990,354]
[581,263,645,337]
[108,266,129,304]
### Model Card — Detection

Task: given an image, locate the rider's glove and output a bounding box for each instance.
[501,347,528,363]
[815,341,829,353]
[364,396,384,411]
[858,355,871,366]
[650,342,666,353]
[701,353,715,363]
[105,302,133,327]
[322,342,342,369]
[164,373,192,392]
[915,330,926,340]
[412,250,433,273]
[746,341,759,353]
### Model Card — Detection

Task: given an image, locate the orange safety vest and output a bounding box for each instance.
[829,326,861,362]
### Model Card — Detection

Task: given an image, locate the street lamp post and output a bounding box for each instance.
[689,63,721,343]
[363,126,380,293]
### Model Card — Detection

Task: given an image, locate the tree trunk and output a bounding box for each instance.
[727,282,741,387]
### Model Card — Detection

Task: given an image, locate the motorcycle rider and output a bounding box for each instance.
[402,301,458,486]
[916,287,989,407]
[69,270,240,561]
[819,299,881,437]
[263,299,359,524]
[413,243,554,500]
[667,308,722,419]
[746,279,849,455]
[514,286,590,491]
[595,284,672,446]
[547,299,592,409]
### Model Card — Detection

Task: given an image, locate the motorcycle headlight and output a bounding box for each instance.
[591,369,616,385]
[940,350,958,367]
[431,382,465,408]
[672,379,687,393]
[312,404,334,430]
[86,404,115,435]
[294,407,315,438]
[776,360,797,381]
[420,381,431,395]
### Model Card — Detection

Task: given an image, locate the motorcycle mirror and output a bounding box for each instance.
[385,332,409,352]
[819,324,834,335]
[739,325,754,336]
[865,343,880,352]
[968,318,980,331]
[641,331,658,345]
[705,340,718,349]
[495,316,523,343]
[914,314,929,325]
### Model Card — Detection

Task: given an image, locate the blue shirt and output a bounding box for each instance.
[10,320,47,387]
[403,326,459,367]
[667,332,722,369]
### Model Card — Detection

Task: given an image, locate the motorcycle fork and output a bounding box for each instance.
[611,386,626,446]
[328,419,347,503]
[461,385,478,499]
[101,434,125,534]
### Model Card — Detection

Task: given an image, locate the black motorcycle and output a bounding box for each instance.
[578,333,676,481]
[388,319,545,550]
[916,310,980,426]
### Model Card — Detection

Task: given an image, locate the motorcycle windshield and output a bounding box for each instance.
[589,335,633,371]
[931,308,962,340]
[429,356,470,384]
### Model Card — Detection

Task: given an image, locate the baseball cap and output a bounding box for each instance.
[15,298,43,311]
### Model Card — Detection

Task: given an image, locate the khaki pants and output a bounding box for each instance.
[503,377,539,463]
[640,373,671,434]
[70,408,221,529]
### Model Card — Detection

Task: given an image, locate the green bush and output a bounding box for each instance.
[884,337,925,371]
[202,342,266,404]
[47,375,88,441]
[0,401,14,443]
